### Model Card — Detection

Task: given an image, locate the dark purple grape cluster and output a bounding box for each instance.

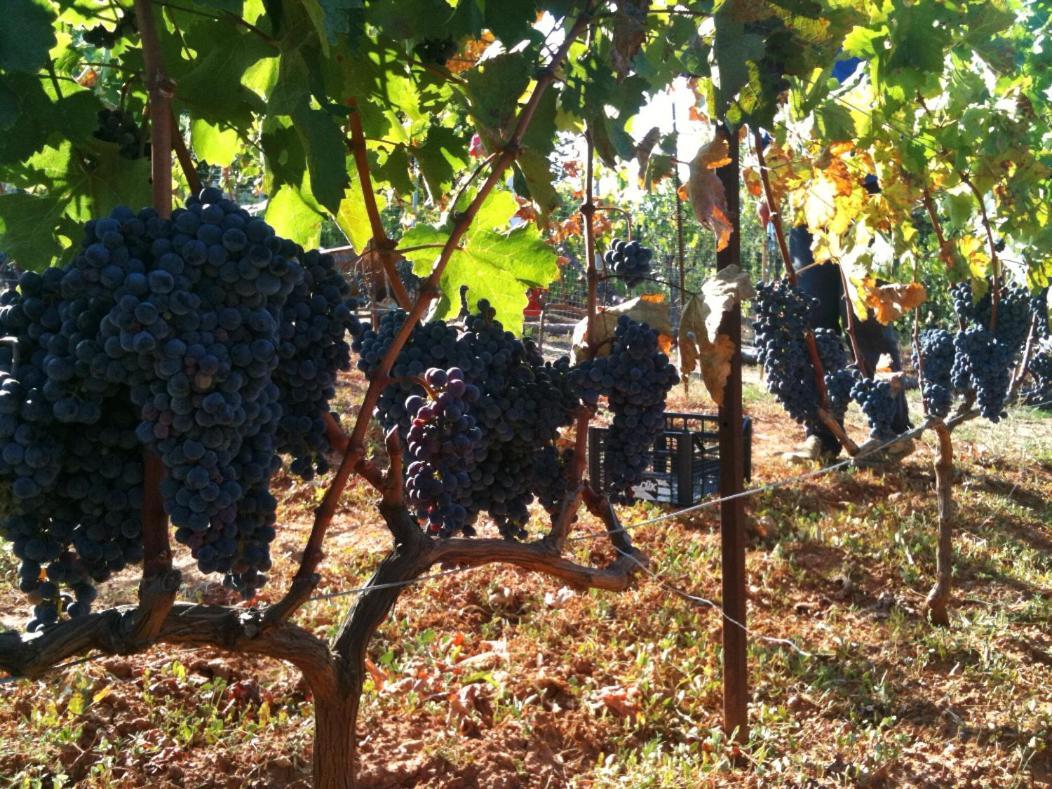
[915,329,955,417]
[603,238,653,287]
[350,300,580,539]
[1024,338,1052,406]
[952,279,1031,349]
[405,367,482,537]
[93,108,148,160]
[753,279,824,427]
[849,378,899,438]
[0,189,361,628]
[531,445,574,515]
[572,316,679,502]
[274,250,361,480]
[813,328,857,421]
[953,326,1013,421]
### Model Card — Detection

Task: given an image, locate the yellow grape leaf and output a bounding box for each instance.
[571,296,673,362]
[823,157,856,197]
[829,140,855,157]
[828,188,865,237]
[688,144,733,252]
[958,234,991,278]
[742,166,763,198]
[678,299,735,405]
[762,144,793,207]
[803,176,838,230]
[861,278,927,324]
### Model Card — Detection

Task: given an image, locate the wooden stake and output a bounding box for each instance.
[715,122,748,744]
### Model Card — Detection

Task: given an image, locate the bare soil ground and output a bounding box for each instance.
[1,366,1050,787]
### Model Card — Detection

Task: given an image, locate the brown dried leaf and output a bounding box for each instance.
[572,296,673,363]
[635,126,662,178]
[688,158,733,251]
[861,278,927,324]
[694,136,731,170]
[678,291,741,405]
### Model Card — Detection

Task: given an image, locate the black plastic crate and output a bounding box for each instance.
[588,413,752,507]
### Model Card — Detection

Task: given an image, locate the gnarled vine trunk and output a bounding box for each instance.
[313,691,360,789]
[925,421,955,625]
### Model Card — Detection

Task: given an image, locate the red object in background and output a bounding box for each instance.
[524,288,545,317]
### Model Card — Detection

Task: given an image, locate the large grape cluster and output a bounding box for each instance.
[0,189,358,628]
[350,300,581,538]
[753,279,824,427]
[404,367,482,537]
[603,238,653,287]
[572,316,679,502]
[952,279,1031,349]
[953,326,1013,421]
[274,250,360,480]
[915,329,955,418]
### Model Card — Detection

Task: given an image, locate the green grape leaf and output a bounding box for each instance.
[514,149,560,219]
[712,5,766,116]
[0,78,18,130]
[191,119,241,167]
[174,28,275,129]
[462,52,530,137]
[415,126,469,202]
[0,193,72,270]
[334,175,385,251]
[265,180,325,248]
[400,190,558,334]
[0,0,56,72]
[291,106,350,211]
[372,144,414,194]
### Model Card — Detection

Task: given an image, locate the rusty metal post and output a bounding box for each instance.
[714,122,748,743]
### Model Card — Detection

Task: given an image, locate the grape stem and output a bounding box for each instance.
[273,7,597,621]
[346,98,413,311]
[837,264,869,379]
[170,110,202,195]
[816,409,859,456]
[921,188,956,273]
[959,173,1001,333]
[388,375,438,400]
